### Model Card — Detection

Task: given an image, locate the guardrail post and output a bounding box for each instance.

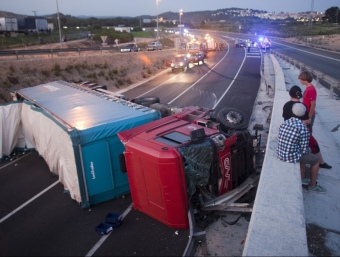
[330,83,335,99]
[78,48,80,56]
[15,50,18,60]
[316,73,320,87]
[300,64,304,72]
[50,49,53,58]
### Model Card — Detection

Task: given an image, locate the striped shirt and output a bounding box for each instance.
[277,117,310,163]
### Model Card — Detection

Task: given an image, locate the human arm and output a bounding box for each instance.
[309,100,316,118]
[299,127,310,154]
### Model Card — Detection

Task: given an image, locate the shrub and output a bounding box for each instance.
[51,64,61,76]
[65,64,74,73]
[98,70,105,77]
[9,65,16,74]
[41,69,51,77]
[7,76,19,84]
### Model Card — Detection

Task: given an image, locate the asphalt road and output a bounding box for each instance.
[0,33,262,256]
[0,151,189,256]
[271,39,340,81]
[122,34,262,121]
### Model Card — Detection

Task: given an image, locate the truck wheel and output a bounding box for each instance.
[131,96,160,106]
[217,107,249,131]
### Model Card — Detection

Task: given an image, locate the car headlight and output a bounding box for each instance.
[171,63,174,67]
[180,62,183,66]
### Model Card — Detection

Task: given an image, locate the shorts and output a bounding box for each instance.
[299,152,319,166]
[309,135,320,154]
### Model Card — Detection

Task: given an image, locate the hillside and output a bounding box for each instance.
[0,45,176,104]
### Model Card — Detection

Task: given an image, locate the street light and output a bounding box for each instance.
[179,9,183,40]
[56,0,63,48]
[179,9,183,25]
[156,0,159,40]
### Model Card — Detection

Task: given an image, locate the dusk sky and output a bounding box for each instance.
[1,0,339,17]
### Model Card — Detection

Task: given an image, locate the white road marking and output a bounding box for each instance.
[85,203,133,257]
[168,42,231,104]
[213,53,247,109]
[0,180,59,224]
[273,41,340,62]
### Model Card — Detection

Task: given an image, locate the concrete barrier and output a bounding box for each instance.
[243,55,308,256]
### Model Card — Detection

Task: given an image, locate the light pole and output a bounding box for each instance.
[156,0,159,40]
[56,0,63,48]
[179,9,183,40]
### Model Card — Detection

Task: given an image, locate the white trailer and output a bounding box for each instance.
[206,37,217,51]
[0,17,18,33]
[35,18,48,31]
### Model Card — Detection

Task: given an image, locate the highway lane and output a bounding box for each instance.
[122,36,262,122]
[271,40,340,81]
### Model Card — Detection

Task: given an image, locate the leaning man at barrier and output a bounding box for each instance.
[277,102,326,193]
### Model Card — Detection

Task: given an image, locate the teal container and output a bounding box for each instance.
[17,81,161,208]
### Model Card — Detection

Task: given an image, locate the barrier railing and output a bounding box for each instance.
[271,50,340,98]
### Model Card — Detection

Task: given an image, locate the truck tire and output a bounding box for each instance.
[131,96,160,106]
[217,107,249,131]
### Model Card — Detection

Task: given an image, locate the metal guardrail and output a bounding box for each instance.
[0,47,119,59]
[271,50,340,98]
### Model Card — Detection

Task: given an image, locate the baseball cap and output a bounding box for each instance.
[292,103,307,118]
[289,85,302,99]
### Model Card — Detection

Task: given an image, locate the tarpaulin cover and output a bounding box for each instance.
[178,138,215,198]
[0,102,22,158]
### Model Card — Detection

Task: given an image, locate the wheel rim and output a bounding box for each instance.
[226,111,243,124]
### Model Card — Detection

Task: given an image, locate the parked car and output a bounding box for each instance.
[235,39,246,48]
[187,50,205,65]
[120,43,139,52]
[146,41,163,51]
[171,54,190,72]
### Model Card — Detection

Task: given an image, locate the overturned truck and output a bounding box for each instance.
[2,80,261,230]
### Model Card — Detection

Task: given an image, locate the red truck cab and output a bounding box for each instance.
[118,107,240,228]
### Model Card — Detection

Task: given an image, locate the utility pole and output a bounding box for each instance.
[32,11,37,16]
[56,0,63,48]
[156,0,159,40]
[308,0,314,29]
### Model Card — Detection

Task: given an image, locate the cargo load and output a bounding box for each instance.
[1,80,161,208]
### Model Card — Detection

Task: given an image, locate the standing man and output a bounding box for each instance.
[299,71,331,169]
[247,40,251,52]
[299,71,316,128]
[277,102,326,193]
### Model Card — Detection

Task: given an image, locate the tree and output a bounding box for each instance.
[323,7,340,23]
